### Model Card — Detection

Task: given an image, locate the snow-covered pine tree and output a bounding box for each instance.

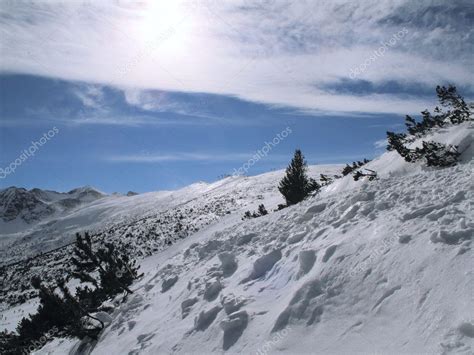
[71,232,141,299]
[278,149,320,206]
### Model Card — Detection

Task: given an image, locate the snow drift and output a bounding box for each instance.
[8,123,474,354]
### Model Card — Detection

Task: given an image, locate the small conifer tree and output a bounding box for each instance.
[278,149,320,205]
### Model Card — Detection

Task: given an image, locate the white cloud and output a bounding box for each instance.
[374,138,388,149]
[72,85,105,108]
[1,0,472,115]
[105,152,288,163]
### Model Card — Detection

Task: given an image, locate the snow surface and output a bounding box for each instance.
[6,123,474,354]
[0,166,341,265]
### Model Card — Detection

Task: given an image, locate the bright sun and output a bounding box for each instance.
[139,1,186,43]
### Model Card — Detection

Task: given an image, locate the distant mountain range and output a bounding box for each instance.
[0,186,106,223]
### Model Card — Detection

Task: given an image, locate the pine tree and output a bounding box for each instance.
[386,131,418,161]
[436,85,471,124]
[71,233,142,300]
[420,141,460,167]
[2,234,143,354]
[278,149,320,206]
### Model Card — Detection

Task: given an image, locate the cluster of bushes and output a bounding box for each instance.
[339,159,377,182]
[341,159,371,176]
[387,85,471,167]
[242,204,268,220]
[0,233,142,354]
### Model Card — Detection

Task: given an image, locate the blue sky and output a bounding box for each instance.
[0,0,473,193]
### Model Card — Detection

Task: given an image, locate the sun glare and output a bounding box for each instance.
[139,1,186,43]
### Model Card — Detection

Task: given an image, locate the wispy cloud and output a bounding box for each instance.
[105,152,289,163]
[374,138,388,149]
[1,0,472,116]
[72,85,105,109]
[104,151,373,165]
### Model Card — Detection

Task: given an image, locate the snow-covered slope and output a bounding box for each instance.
[0,165,341,308]
[29,123,473,355]
[0,166,341,266]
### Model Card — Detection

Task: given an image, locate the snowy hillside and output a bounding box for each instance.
[18,122,472,355]
[0,166,341,306]
[0,166,341,266]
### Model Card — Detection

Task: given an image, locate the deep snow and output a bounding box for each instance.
[4,123,473,354]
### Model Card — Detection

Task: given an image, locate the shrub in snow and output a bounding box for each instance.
[242,210,253,220]
[353,169,378,181]
[242,204,269,220]
[275,204,287,211]
[0,276,103,354]
[258,204,268,216]
[404,85,471,138]
[279,149,320,206]
[1,233,143,354]
[386,85,471,167]
[72,232,142,299]
[387,134,460,167]
[436,85,472,124]
[319,174,333,186]
[341,159,371,176]
[419,141,460,167]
